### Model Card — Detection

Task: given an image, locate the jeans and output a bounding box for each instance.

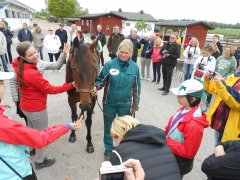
[48,52,60,70]
[36,46,43,60]
[0,54,8,71]
[152,62,161,82]
[184,63,194,80]
[140,57,151,78]
[162,64,175,92]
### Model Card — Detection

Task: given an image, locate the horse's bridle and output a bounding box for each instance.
[76,88,93,93]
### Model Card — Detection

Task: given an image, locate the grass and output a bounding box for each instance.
[208,28,240,36]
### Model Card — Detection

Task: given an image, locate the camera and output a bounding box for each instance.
[188,53,192,57]
[198,63,204,70]
[210,71,216,77]
[162,50,169,59]
[99,161,133,180]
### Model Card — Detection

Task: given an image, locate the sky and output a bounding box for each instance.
[20,0,239,24]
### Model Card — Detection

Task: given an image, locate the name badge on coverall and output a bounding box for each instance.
[109,69,119,75]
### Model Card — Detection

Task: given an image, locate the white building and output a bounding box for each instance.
[0,0,35,30]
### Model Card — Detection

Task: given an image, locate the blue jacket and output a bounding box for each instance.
[0,28,13,43]
[17,29,32,42]
[140,39,154,58]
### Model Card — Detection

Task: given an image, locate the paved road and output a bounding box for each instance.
[3,19,215,180]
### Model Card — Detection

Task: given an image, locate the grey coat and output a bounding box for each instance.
[0,31,6,55]
[10,53,67,102]
[32,32,44,48]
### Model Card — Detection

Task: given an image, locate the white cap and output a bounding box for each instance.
[0,72,14,80]
[171,79,204,98]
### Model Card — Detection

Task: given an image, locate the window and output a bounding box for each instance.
[5,10,12,18]
[86,20,89,26]
[82,20,84,25]
[12,11,17,18]
[126,23,130,26]
[17,12,20,18]
[25,14,27,18]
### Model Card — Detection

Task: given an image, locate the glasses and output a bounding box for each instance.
[170,37,175,39]
[49,30,53,31]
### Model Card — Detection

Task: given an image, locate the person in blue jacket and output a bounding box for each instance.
[140,34,155,81]
[92,39,141,161]
[17,23,32,42]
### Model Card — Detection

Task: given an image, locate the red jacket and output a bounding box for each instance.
[0,105,69,148]
[12,57,73,112]
[165,106,209,159]
[183,38,191,49]
[151,46,162,62]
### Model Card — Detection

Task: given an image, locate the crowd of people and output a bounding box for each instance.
[0,21,240,180]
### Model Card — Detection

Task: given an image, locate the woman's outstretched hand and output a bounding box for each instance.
[69,115,83,131]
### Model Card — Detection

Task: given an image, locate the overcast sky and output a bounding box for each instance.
[22,0,239,24]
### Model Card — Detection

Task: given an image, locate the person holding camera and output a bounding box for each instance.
[204,66,240,145]
[128,29,141,63]
[109,115,182,180]
[191,44,216,112]
[158,33,181,95]
[183,37,201,80]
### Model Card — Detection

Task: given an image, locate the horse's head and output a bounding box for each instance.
[68,40,100,112]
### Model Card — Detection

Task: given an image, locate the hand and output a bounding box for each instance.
[166,54,170,57]
[146,51,149,53]
[188,56,193,59]
[213,72,223,83]
[71,81,76,88]
[204,70,212,80]
[130,109,136,115]
[63,43,70,55]
[69,115,83,131]
[122,159,145,180]
[215,145,226,157]
[91,86,98,96]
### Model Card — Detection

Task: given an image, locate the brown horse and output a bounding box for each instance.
[66,40,100,153]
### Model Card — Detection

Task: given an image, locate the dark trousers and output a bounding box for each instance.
[100,51,104,66]
[132,56,137,63]
[110,54,117,59]
[207,93,212,105]
[162,64,175,92]
[48,53,60,70]
[152,62,161,82]
[175,155,193,177]
[5,43,13,63]
[23,165,37,180]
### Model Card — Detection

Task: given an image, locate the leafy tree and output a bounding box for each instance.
[134,17,152,37]
[75,0,89,17]
[48,0,76,18]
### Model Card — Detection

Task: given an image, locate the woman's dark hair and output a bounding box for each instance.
[186,95,201,107]
[16,41,33,88]
[77,30,83,38]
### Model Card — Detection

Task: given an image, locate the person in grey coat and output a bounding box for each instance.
[32,25,44,60]
[0,31,8,72]
[9,43,70,126]
[17,23,33,42]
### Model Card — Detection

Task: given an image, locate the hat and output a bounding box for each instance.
[90,34,96,40]
[59,23,64,26]
[187,33,192,37]
[0,71,14,80]
[171,79,204,98]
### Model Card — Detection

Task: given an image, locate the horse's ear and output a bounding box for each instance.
[90,39,97,53]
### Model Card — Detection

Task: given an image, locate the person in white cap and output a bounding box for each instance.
[164,79,209,177]
[0,71,82,179]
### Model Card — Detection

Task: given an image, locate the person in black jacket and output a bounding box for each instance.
[109,115,182,180]
[0,22,13,64]
[17,23,32,42]
[201,140,240,180]
[94,24,106,66]
[55,24,68,53]
[128,29,141,63]
[213,34,223,55]
[158,33,180,95]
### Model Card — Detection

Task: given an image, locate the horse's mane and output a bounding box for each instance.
[74,42,88,63]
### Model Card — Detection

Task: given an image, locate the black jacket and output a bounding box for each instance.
[201,141,240,180]
[109,124,182,180]
[129,37,141,60]
[0,28,13,43]
[94,31,106,47]
[212,51,221,60]
[160,41,180,66]
[55,29,68,44]
[72,36,85,48]
[216,41,223,55]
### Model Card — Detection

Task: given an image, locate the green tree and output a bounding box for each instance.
[134,17,152,38]
[75,1,89,17]
[48,0,76,19]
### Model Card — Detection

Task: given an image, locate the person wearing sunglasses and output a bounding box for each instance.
[43,27,61,73]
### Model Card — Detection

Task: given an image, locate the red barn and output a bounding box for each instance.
[155,21,214,49]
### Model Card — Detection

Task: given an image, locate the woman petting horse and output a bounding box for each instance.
[12,41,75,170]
[92,39,141,161]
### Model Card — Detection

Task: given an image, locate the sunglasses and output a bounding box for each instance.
[170,37,175,39]
[49,30,53,31]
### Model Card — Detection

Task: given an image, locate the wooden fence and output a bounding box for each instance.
[205,35,240,48]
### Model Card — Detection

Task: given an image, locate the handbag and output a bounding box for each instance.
[194,69,204,78]
[0,157,24,179]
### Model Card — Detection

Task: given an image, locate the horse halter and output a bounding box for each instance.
[76,88,93,93]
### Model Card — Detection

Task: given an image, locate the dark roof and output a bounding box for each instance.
[156,21,214,30]
[78,11,157,22]
[110,11,157,22]
[64,18,80,21]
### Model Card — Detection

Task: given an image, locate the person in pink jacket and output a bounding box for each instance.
[151,37,163,84]
[0,71,82,179]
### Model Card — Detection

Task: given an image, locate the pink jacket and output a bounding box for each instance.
[151,46,162,62]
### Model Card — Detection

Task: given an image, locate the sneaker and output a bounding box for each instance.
[158,87,165,91]
[35,157,55,170]
[104,154,110,161]
[147,78,150,81]
[162,91,169,95]
[202,106,207,112]
[58,70,61,73]
[49,70,53,73]
[151,80,156,82]
[140,77,144,80]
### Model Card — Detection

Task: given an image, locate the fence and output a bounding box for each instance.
[205,34,240,48]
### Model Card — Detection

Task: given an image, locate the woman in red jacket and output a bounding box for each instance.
[151,37,163,84]
[12,41,75,170]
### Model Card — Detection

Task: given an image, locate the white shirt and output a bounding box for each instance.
[43,34,61,54]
